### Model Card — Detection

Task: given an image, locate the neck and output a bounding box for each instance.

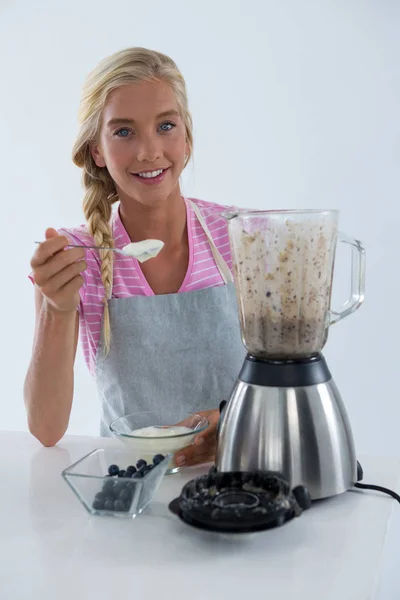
[118,189,187,250]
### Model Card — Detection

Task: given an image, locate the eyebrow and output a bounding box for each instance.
[106,110,180,128]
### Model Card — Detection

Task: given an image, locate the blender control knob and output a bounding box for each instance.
[219,400,227,413]
[216,400,227,439]
[292,485,312,510]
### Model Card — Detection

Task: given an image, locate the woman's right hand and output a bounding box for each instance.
[30,228,87,313]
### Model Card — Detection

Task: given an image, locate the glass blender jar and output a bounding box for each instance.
[225,209,365,360]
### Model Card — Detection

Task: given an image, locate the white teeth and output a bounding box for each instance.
[137,169,164,179]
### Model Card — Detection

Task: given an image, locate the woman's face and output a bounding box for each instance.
[91,80,188,207]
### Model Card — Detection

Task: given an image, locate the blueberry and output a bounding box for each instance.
[102,479,115,492]
[113,481,127,494]
[133,471,143,479]
[113,499,126,512]
[141,465,152,476]
[119,488,133,502]
[136,459,147,469]
[104,499,115,511]
[126,465,137,475]
[94,492,107,502]
[117,469,126,478]
[153,454,165,465]
[108,464,119,476]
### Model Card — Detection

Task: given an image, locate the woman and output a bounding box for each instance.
[24,47,245,467]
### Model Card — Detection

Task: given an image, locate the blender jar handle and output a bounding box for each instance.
[329,232,366,326]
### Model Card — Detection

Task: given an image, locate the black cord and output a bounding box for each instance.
[354,482,400,504]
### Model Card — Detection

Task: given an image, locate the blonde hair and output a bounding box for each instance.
[72,47,194,355]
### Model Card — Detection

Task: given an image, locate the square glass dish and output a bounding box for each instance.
[62,448,170,518]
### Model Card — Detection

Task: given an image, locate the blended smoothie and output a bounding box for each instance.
[232,214,337,359]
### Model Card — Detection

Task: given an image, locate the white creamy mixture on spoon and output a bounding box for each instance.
[122,239,164,262]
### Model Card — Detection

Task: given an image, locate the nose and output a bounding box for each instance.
[136,134,162,164]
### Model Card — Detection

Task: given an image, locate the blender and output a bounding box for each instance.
[215,209,366,500]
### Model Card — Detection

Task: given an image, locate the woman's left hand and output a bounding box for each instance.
[174,409,220,468]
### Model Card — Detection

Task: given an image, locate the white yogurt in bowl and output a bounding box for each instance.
[109,411,209,474]
[128,425,196,454]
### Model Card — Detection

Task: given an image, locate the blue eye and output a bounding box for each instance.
[159,122,175,132]
[115,128,131,137]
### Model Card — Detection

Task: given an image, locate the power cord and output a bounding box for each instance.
[355,461,400,504]
[354,483,400,503]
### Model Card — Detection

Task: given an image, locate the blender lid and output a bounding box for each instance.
[169,469,309,533]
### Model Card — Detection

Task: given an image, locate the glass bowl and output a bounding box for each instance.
[109,411,209,474]
[62,448,171,518]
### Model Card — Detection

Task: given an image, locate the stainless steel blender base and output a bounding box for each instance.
[216,377,357,500]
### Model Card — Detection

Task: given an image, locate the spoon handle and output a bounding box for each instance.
[34,241,118,252]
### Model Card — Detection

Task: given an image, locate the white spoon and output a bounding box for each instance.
[34,239,164,263]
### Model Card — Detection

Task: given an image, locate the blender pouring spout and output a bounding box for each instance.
[221,211,240,221]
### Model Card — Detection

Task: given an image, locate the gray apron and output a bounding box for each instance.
[95,201,246,436]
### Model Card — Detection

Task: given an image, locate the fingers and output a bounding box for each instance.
[39,260,87,296]
[195,412,219,446]
[49,274,85,306]
[45,227,60,240]
[174,408,221,468]
[30,234,70,268]
[175,436,216,467]
[32,247,86,285]
[30,230,87,313]
[175,447,216,467]
[58,274,85,296]
[41,275,83,312]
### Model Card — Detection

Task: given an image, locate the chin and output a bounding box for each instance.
[124,189,170,208]
[125,182,181,205]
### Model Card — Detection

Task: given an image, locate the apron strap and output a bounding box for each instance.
[188,200,234,284]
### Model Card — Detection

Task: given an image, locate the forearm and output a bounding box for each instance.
[24,304,78,446]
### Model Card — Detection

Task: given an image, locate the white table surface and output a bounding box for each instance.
[1,430,399,600]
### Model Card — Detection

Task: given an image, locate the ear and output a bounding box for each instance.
[90,143,106,168]
[184,140,190,161]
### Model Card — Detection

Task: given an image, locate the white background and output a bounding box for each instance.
[1,0,399,457]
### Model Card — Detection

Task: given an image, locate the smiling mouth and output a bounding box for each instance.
[132,167,170,179]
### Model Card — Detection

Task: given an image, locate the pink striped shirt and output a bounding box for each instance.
[57,197,235,375]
